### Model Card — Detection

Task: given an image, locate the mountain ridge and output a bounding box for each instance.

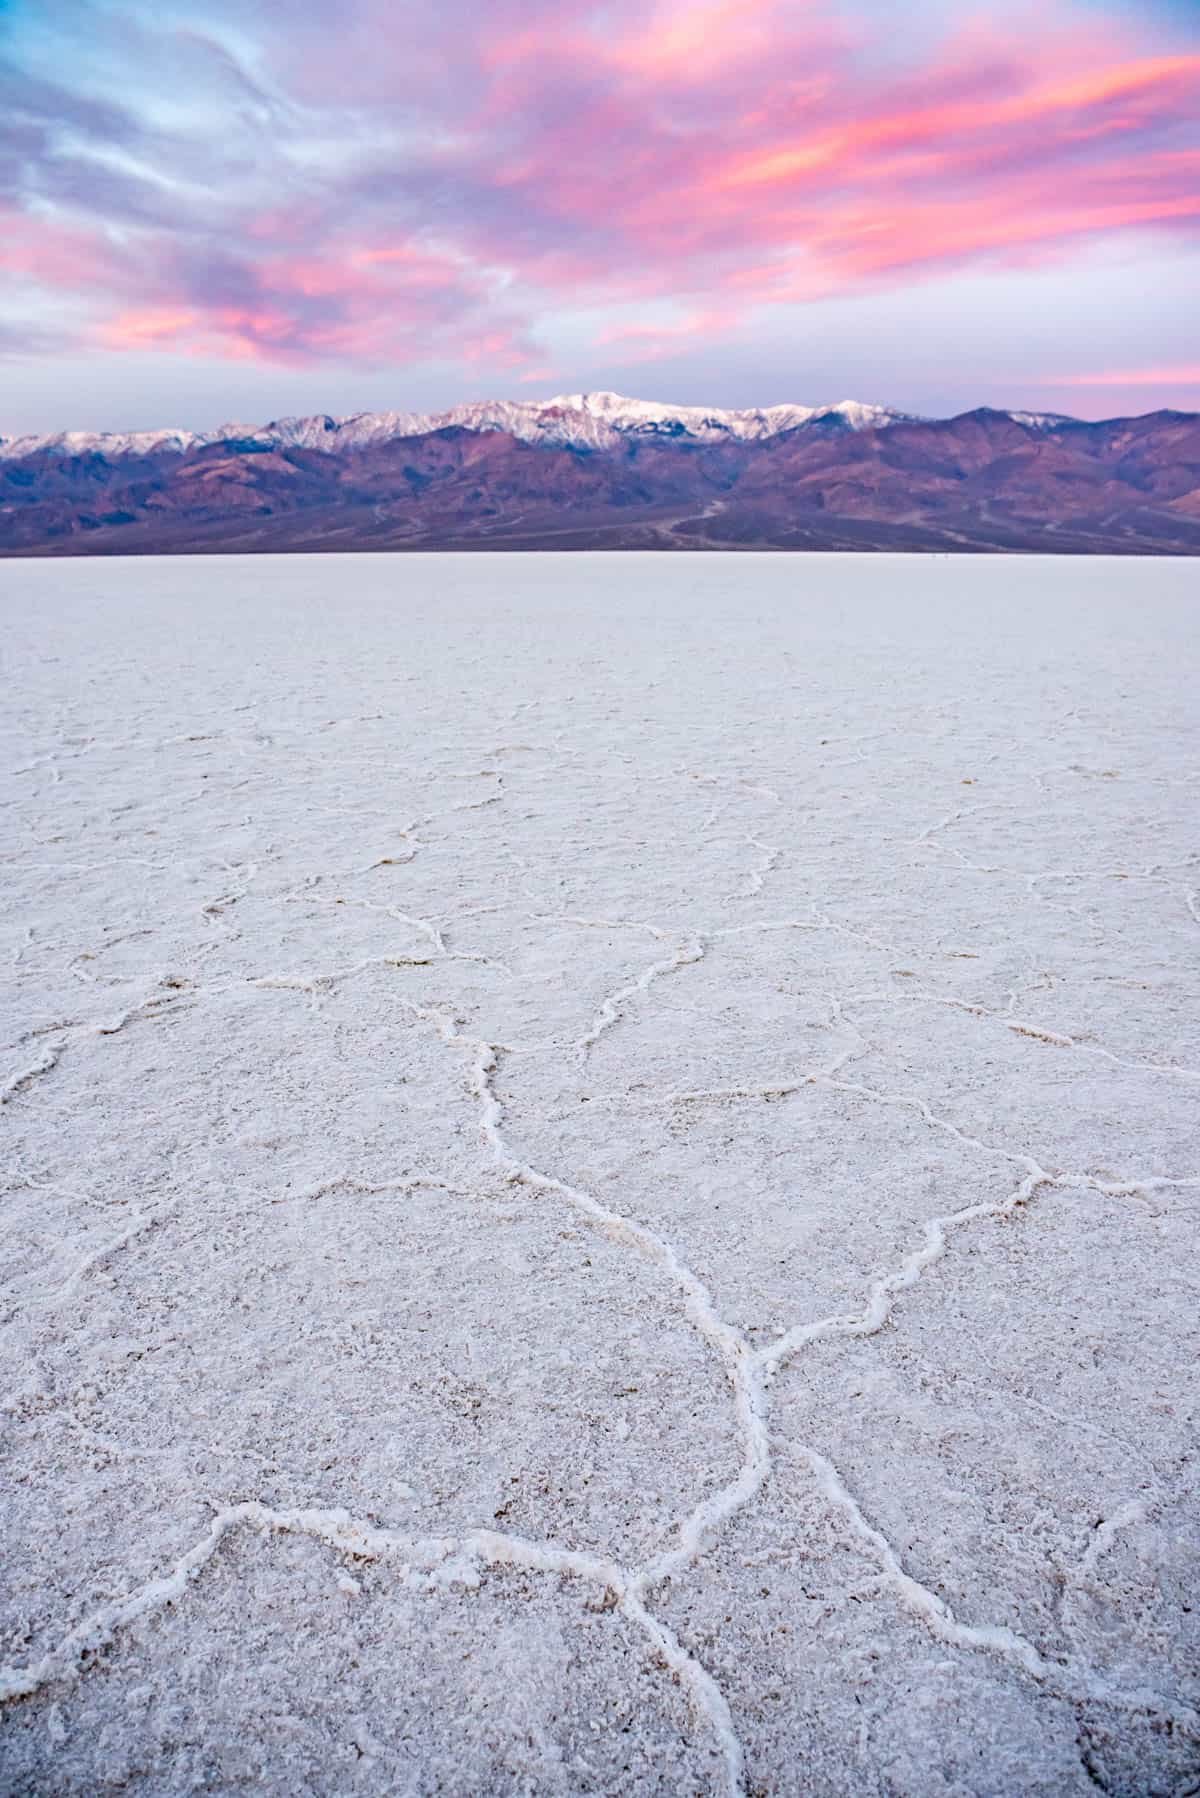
[0,390,1079,462]
[2,393,1198,556]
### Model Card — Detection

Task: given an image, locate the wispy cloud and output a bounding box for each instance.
[1,0,1198,380]
[1050,365,1200,384]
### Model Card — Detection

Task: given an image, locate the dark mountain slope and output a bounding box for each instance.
[2,409,1198,554]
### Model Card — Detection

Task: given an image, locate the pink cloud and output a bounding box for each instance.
[1049,366,1200,386]
[3,1,1199,370]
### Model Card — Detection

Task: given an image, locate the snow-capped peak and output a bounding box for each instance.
[0,426,205,462]
[540,392,913,440]
[1005,410,1075,430]
[0,391,927,463]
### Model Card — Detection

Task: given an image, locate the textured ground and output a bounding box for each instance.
[0,552,1197,1797]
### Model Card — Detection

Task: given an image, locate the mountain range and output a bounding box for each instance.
[2,391,1198,555]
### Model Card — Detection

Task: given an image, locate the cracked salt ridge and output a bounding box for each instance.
[6,1007,1195,1780]
[4,556,1198,1791]
[729,835,781,901]
[0,945,751,1779]
[832,985,1200,1084]
[272,890,512,978]
[0,942,768,1786]
[450,769,506,812]
[577,935,706,1054]
[626,1057,1200,1207]
[0,1502,743,1789]
[0,989,191,1106]
[2,1116,751,1787]
[6,1201,176,1317]
[922,831,1200,922]
[387,992,1198,1749]
[508,961,1199,1726]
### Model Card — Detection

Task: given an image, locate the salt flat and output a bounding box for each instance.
[1,551,1197,1797]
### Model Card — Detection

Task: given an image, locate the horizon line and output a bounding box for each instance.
[4,389,1200,446]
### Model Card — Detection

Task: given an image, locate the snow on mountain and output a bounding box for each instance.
[0,426,207,461]
[1005,410,1076,430]
[539,391,813,441]
[0,392,926,462]
[260,392,920,449]
[2,393,1106,465]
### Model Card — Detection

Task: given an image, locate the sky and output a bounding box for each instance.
[1,0,1198,432]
